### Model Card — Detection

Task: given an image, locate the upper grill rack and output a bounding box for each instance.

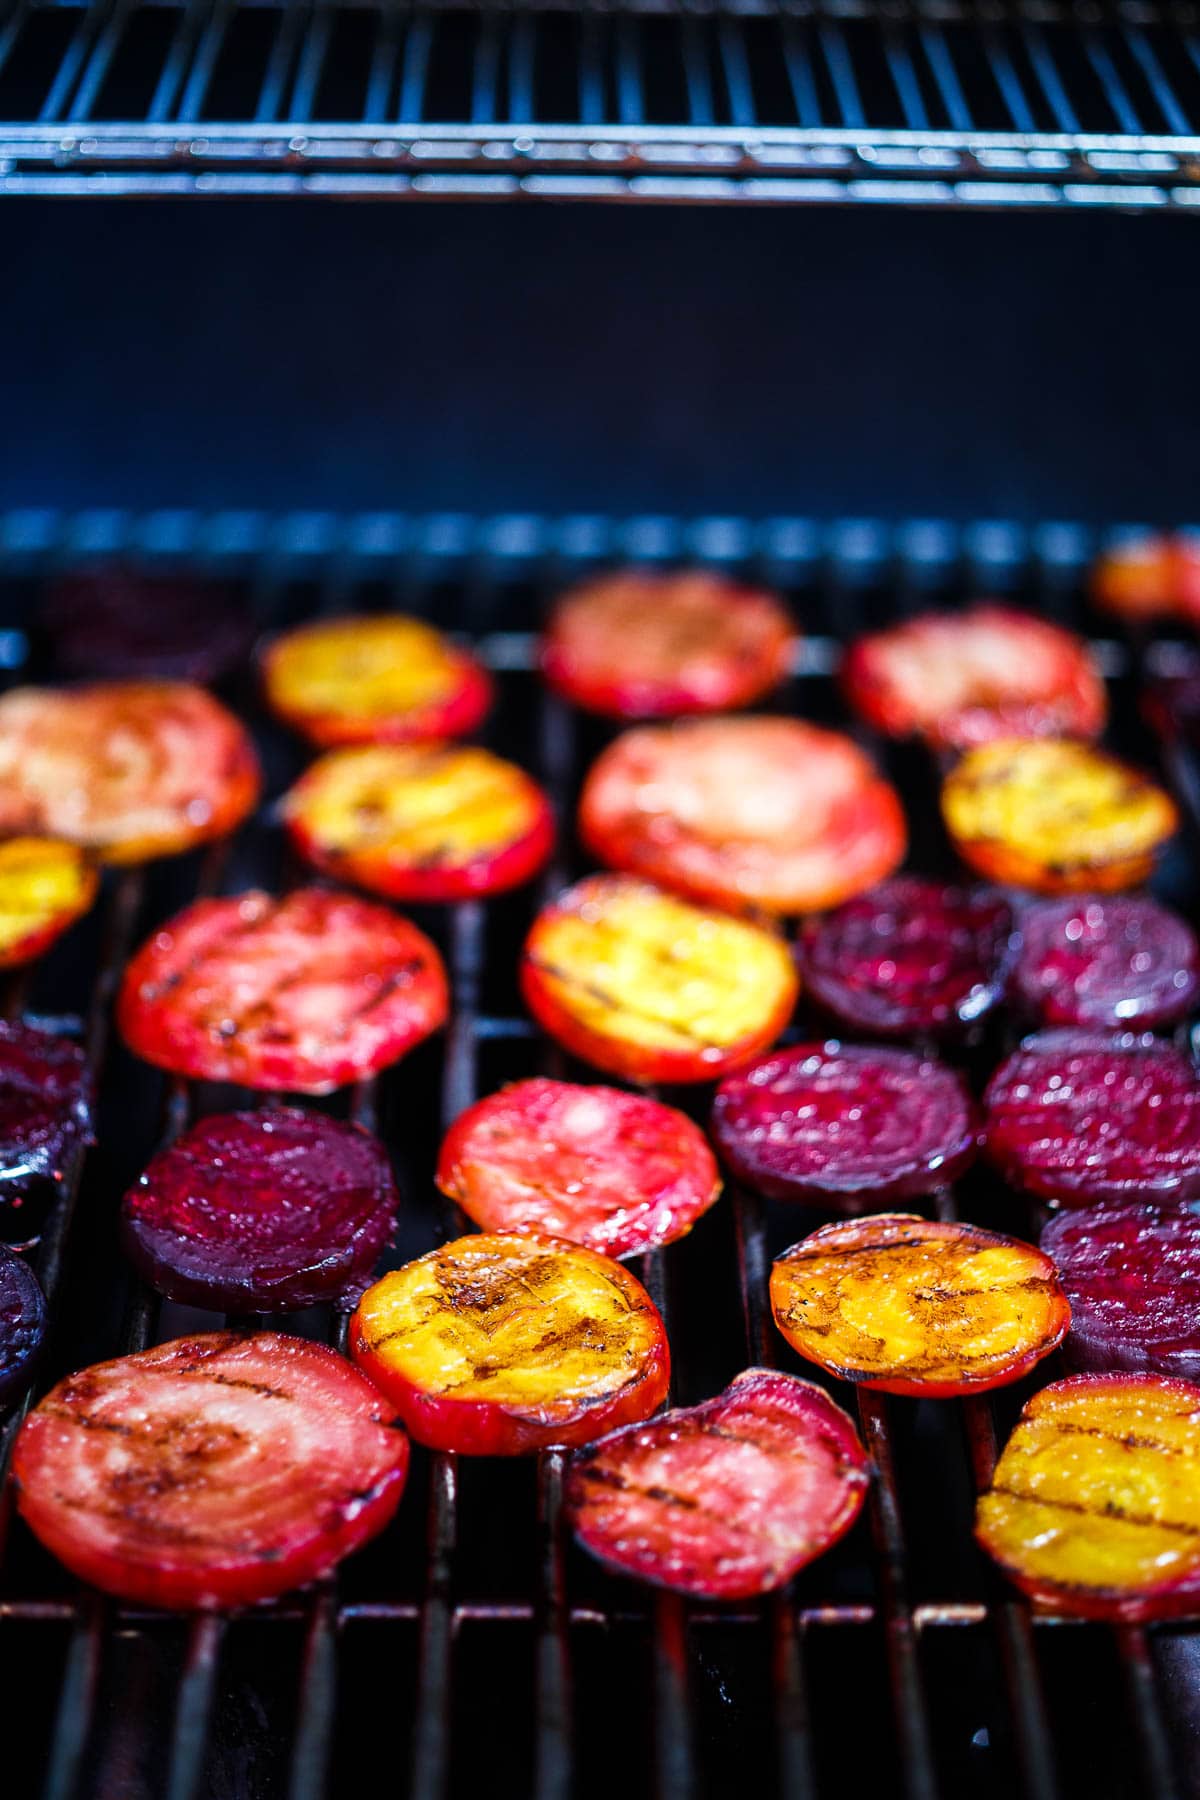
[5,0,1200,205]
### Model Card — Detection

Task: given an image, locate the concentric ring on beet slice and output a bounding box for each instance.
[983,1029,1200,1206]
[711,1042,977,1209]
[798,878,1017,1040]
[0,1021,92,1242]
[1042,1199,1200,1378]
[122,1108,399,1313]
[1010,895,1200,1031]
[0,1247,46,1405]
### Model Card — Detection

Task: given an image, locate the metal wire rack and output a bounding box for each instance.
[4,0,1200,204]
[0,507,1199,1800]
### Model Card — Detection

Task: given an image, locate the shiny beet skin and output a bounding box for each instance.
[1042,1199,1200,1378]
[122,1108,399,1312]
[0,1022,92,1241]
[1010,895,1200,1031]
[0,1247,46,1404]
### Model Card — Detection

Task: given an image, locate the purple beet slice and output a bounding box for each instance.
[1010,895,1200,1031]
[0,1247,46,1404]
[121,1108,399,1313]
[984,1029,1200,1206]
[42,567,253,684]
[1042,1200,1200,1379]
[0,1022,92,1241]
[798,877,1016,1039]
[711,1042,977,1209]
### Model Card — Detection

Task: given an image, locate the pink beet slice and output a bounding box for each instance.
[122,1108,398,1313]
[1042,1199,1200,1378]
[984,1030,1200,1206]
[43,567,253,684]
[0,1247,46,1405]
[1011,895,1200,1031]
[564,1368,869,1599]
[711,1041,977,1208]
[798,877,1016,1039]
[0,1022,92,1240]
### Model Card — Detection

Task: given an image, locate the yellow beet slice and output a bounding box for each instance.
[0,837,98,968]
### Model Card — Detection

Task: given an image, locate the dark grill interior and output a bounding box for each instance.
[2,507,1199,1800]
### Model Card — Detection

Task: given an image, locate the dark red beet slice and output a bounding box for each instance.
[711,1042,977,1208]
[798,878,1016,1039]
[1011,895,1200,1031]
[984,1030,1200,1206]
[1042,1200,1200,1378]
[122,1108,398,1313]
[0,1247,46,1404]
[0,1022,92,1241]
[43,567,253,684]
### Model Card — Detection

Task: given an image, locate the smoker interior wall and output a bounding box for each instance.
[2,200,1195,524]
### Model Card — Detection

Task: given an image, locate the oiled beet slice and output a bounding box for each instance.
[712,1042,977,1209]
[984,1030,1200,1206]
[0,1022,92,1241]
[565,1368,869,1599]
[43,568,253,684]
[1011,895,1200,1031]
[798,878,1016,1039]
[0,1247,46,1405]
[122,1109,399,1313]
[1042,1200,1200,1378]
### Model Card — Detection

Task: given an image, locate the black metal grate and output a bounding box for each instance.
[1,507,1200,1800]
[3,1,1200,204]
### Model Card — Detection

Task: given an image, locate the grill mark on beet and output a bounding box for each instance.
[527,957,709,1048]
[988,1483,1200,1538]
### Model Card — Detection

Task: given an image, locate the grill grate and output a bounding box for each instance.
[0,507,1199,1800]
[3,1,1200,204]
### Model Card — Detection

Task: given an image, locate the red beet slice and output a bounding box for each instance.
[984,1030,1200,1206]
[798,878,1016,1039]
[43,567,254,684]
[122,1108,399,1313]
[712,1042,977,1209]
[0,1247,46,1405]
[0,1022,92,1240]
[565,1368,869,1599]
[1042,1199,1200,1378]
[1011,895,1200,1031]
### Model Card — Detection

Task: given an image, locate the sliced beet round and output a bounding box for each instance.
[984,1030,1200,1206]
[565,1368,869,1599]
[43,567,254,684]
[0,1247,46,1405]
[0,1022,92,1241]
[1011,895,1200,1031]
[712,1042,977,1209]
[798,878,1016,1040]
[122,1108,399,1313]
[1042,1200,1200,1378]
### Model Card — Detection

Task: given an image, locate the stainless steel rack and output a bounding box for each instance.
[4,0,1200,206]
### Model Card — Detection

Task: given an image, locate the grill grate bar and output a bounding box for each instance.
[1082,31,1143,136]
[1124,26,1192,135]
[164,1616,226,1800]
[396,15,433,126]
[1117,1626,1184,1800]
[920,25,973,133]
[255,2,311,125]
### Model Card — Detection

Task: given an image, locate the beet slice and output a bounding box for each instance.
[983,1029,1200,1206]
[122,1108,399,1313]
[0,1022,92,1241]
[564,1368,869,1599]
[798,878,1016,1039]
[43,567,254,684]
[0,1247,47,1405]
[712,1042,977,1209]
[1011,895,1200,1031]
[1042,1200,1200,1378]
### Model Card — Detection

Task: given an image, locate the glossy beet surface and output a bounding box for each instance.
[122,1109,399,1312]
[565,1369,869,1599]
[0,1022,92,1239]
[43,567,254,683]
[0,1248,46,1404]
[799,878,1016,1039]
[1042,1200,1200,1378]
[712,1043,977,1208]
[984,1030,1200,1205]
[1011,895,1200,1030]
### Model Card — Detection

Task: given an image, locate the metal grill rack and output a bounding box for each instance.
[5,0,1200,205]
[1,506,1200,1800]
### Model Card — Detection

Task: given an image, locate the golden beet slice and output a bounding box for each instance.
[520,874,798,1085]
[770,1214,1069,1398]
[349,1231,670,1455]
[1092,535,1200,625]
[976,1374,1200,1621]
[0,838,98,968]
[941,738,1178,894]
[284,743,554,902]
[262,614,492,747]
